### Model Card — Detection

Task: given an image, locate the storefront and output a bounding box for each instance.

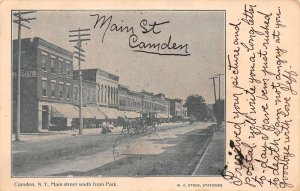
[38,102,78,131]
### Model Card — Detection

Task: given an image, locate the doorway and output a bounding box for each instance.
[42,105,49,129]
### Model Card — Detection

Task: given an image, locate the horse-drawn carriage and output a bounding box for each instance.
[118,112,159,135]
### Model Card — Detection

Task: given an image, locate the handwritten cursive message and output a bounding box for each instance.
[90,13,190,56]
[223,4,298,188]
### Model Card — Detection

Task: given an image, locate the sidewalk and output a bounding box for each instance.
[12,122,190,142]
[192,124,225,175]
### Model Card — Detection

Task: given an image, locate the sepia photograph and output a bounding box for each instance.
[11,10,225,177]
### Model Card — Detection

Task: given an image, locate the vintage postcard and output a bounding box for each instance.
[0,0,299,191]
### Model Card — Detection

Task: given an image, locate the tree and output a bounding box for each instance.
[213,99,225,125]
[184,95,209,121]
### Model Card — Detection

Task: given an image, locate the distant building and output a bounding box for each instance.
[153,93,169,118]
[140,91,154,113]
[118,88,170,119]
[169,98,184,117]
[73,71,97,106]
[79,68,123,119]
[118,84,142,118]
[79,69,119,108]
[139,91,169,119]
[118,84,129,111]
[13,37,76,132]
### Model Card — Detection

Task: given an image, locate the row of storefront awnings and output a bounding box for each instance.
[156,113,170,119]
[51,103,171,119]
[51,103,79,118]
[120,110,140,118]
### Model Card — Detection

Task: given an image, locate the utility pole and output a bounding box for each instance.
[216,73,225,100]
[209,76,218,103]
[69,28,90,135]
[13,11,36,141]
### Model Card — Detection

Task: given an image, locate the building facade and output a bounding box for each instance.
[73,72,97,106]
[169,98,184,117]
[13,37,75,132]
[13,37,188,133]
[153,93,169,115]
[80,69,119,109]
[78,69,124,119]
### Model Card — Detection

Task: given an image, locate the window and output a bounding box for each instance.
[42,55,47,72]
[66,84,70,100]
[42,80,47,97]
[51,82,55,97]
[63,63,70,78]
[101,85,104,103]
[62,62,66,75]
[50,58,55,74]
[74,87,78,101]
[104,85,107,103]
[97,84,100,103]
[66,61,71,78]
[87,90,90,103]
[108,86,110,104]
[58,60,62,75]
[111,87,113,104]
[59,84,63,99]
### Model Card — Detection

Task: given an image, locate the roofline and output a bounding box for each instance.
[15,37,73,57]
[81,68,119,78]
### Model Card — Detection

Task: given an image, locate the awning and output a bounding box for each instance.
[80,107,95,119]
[121,111,140,118]
[157,113,169,119]
[99,107,125,119]
[51,103,78,118]
[86,106,106,119]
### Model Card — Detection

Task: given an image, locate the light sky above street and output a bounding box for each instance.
[13,10,225,104]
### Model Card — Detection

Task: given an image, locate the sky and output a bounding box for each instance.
[13,10,225,104]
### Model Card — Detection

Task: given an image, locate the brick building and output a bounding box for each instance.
[13,37,76,132]
[118,84,142,118]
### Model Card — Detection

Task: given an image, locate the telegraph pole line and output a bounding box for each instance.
[216,74,225,100]
[209,76,218,103]
[69,28,90,135]
[13,11,36,142]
